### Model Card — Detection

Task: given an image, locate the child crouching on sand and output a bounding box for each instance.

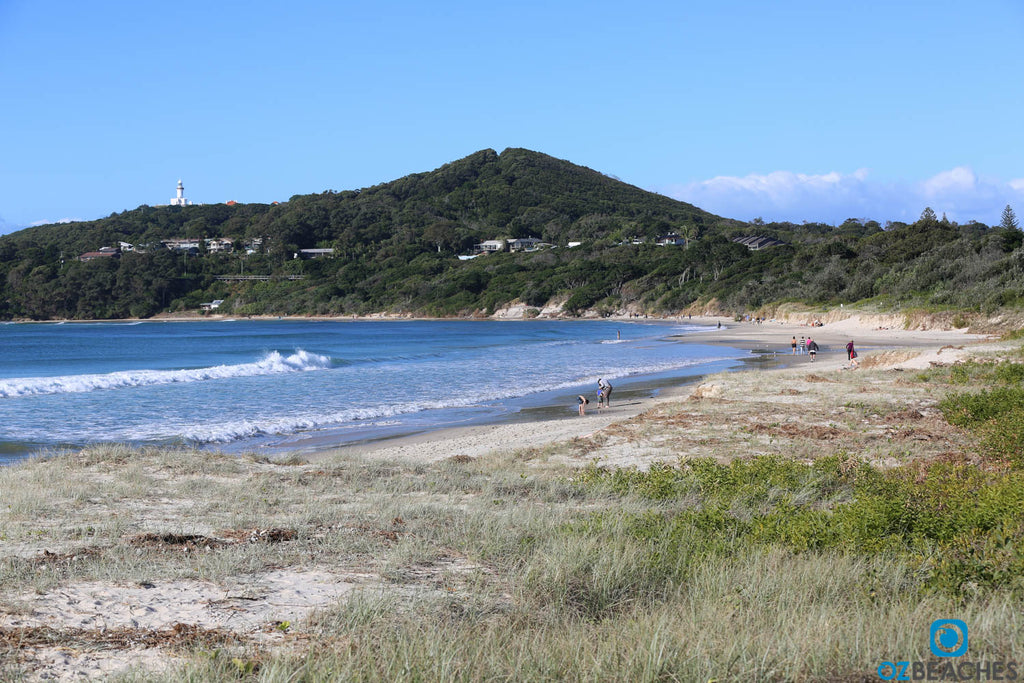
[577,394,589,415]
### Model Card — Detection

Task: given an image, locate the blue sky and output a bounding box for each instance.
[1,0,1022,234]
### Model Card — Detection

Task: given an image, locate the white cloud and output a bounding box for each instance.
[662,167,1024,226]
[921,167,977,196]
[29,217,79,227]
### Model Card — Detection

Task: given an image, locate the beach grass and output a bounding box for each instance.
[2,339,1024,680]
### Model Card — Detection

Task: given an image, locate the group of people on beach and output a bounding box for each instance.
[578,378,613,415]
[790,337,856,368]
[788,336,860,366]
[574,335,860,417]
[791,335,819,361]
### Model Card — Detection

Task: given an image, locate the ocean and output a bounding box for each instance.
[0,319,746,464]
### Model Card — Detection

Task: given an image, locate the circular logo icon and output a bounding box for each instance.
[930,619,968,658]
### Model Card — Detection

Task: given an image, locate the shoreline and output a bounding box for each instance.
[0,316,995,466]
[312,318,993,465]
[1,308,1006,334]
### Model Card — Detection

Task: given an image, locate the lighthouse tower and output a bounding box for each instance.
[169,180,191,206]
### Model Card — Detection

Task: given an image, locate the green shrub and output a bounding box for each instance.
[573,456,1024,597]
[994,362,1024,384]
[914,360,1024,386]
[979,407,1024,466]
[939,386,1024,428]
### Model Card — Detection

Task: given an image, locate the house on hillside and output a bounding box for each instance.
[465,237,547,257]
[508,237,542,252]
[162,239,202,253]
[297,248,335,259]
[206,238,234,253]
[161,238,235,254]
[476,240,506,253]
[200,299,224,311]
[79,247,120,262]
[732,235,785,250]
[656,234,686,246]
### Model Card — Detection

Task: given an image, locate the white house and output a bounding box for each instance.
[477,240,505,253]
[297,248,335,259]
[206,238,234,253]
[508,237,542,252]
[162,239,202,252]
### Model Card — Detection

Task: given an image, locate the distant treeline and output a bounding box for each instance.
[0,148,1021,320]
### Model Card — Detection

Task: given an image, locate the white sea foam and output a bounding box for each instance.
[127,354,740,444]
[0,350,331,398]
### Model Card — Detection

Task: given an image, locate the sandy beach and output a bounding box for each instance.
[0,312,1007,680]
[320,314,992,467]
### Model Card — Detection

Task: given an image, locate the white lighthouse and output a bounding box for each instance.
[169,179,192,206]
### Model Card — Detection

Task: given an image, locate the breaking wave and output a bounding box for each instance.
[0,350,331,398]
[146,354,741,444]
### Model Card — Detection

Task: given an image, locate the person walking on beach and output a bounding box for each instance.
[791,336,797,355]
[799,336,806,354]
[577,394,589,416]
[808,338,818,361]
[846,340,858,368]
[598,378,613,408]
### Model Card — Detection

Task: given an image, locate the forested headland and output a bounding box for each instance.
[1,148,1022,321]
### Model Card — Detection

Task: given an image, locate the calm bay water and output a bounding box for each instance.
[0,319,744,463]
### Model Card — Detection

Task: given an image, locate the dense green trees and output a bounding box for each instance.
[1,149,1022,320]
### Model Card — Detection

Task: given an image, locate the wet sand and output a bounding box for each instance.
[315,315,992,465]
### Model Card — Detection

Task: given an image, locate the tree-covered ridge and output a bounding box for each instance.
[0,148,1021,320]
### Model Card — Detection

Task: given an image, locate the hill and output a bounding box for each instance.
[0,148,1021,320]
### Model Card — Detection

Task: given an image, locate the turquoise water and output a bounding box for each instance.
[0,319,744,463]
